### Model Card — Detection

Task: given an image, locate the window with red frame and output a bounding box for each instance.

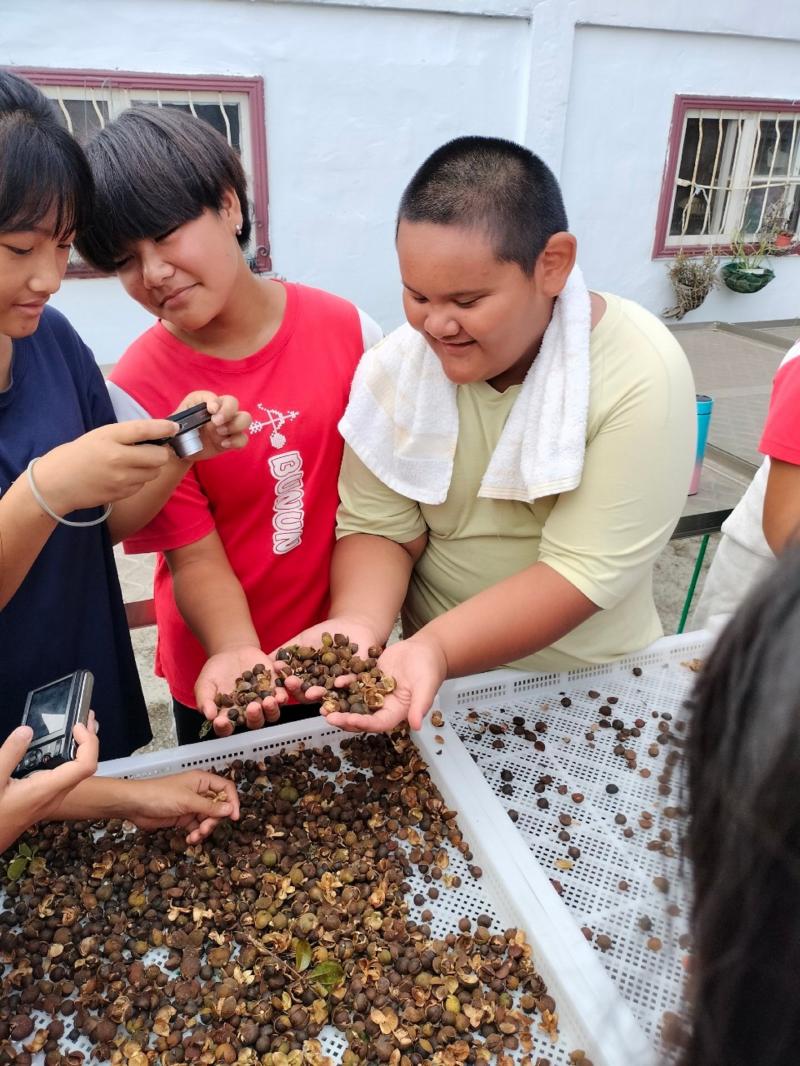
[654,95,800,258]
[14,68,271,276]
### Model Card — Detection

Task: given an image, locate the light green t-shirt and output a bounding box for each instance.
[336,293,696,671]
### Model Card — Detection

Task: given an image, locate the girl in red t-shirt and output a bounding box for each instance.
[76,107,380,745]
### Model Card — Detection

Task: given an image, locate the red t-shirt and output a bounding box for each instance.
[760,340,800,465]
[110,282,368,706]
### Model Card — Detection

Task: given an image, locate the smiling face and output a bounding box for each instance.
[114,190,244,335]
[0,221,71,341]
[397,220,575,391]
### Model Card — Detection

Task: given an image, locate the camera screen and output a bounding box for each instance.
[27,677,72,742]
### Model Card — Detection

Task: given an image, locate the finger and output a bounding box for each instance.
[185,816,223,844]
[203,774,240,819]
[195,679,220,721]
[282,675,304,696]
[0,726,34,782]
[407,689,436,731]
[213,715,235,738]
[261,699,281,725]
[303,684,328,702]
[71,721,100,773]
[204,774,240,819]
[324,710,397,733]
[210,395,237,426]
[114,418,178,444]
[219,430,249,452]
[245,702,266,730]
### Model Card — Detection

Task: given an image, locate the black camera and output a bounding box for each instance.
[13,670,93,778]
[140,402,212,458]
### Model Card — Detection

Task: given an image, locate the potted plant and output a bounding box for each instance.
[663,248,718,319]
[758,198,796,256]
[721,230,775,293]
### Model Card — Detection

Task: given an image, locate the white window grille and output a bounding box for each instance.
[19,70,269,274]
[665,105,800,250]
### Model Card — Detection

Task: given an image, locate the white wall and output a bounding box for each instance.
[2,0,528,361]
[561,23,800,323]
[3,0,800,361]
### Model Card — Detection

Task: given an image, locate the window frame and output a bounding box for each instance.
[14,67,271,278]
[653,93,800,259]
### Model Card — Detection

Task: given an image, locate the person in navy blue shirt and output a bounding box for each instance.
[0,70,250,777]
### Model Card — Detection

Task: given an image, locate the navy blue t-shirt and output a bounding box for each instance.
[0,306,151,759]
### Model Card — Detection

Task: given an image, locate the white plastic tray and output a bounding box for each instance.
[436,631,713,1051]
[92,714,654,1066]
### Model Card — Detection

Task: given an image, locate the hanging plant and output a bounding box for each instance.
[722,230,775,294]
[663,249,718,320]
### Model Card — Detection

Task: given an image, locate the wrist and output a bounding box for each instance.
[27,450,72,517]
[407,628,450,679]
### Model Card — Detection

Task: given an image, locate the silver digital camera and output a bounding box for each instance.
[141,402,212,458]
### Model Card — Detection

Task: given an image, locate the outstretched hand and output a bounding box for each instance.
[323,635,447,733]
[195,644,289,737]
[0,715,99,853]
[123,770,240,845]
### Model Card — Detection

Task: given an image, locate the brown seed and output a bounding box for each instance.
[595,934,612,952]
[647,936,663,952]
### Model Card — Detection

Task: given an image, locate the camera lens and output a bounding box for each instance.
[172,428,204,458]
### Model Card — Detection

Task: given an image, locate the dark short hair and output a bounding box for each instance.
[0,69,93,239]
[75,106,251,272]
[685,545,800,1065]
[397,136,568,274]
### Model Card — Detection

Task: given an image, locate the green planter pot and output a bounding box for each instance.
[721,262,775,293]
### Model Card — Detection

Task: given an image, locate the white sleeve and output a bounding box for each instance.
[357,308,383,352]
[107,381,153,421]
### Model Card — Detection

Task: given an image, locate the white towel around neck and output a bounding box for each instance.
[339,265,591,505]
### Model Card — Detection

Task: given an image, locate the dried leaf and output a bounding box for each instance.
[295,939,312,972]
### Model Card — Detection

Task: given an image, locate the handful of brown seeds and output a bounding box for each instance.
[212,665,276,728]
[276,633,396,717]
[206,635,397,734]
[0,732,561,1065]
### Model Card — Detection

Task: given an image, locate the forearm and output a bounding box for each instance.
[763,459,800,555]
[0,475,57,610]
[48,775,138,822]
[328,533,419,643]
[108,452,193,545]
[417,561,599,678]
[169,543,259,654]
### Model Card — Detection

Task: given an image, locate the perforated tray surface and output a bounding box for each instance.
[2,717,652,1066]
[437,633,712,1054]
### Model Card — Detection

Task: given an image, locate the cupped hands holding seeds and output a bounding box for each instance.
[200,628,429,738]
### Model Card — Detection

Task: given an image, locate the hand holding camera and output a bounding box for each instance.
[29,394,250,520]
[138,392,252,461]
[0,696,99,853]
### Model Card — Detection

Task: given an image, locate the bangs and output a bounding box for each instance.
[75,106,250,273]
[0,117,92,239]
[78,161,205,273]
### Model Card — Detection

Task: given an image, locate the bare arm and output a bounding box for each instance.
[167,533,290,731]
[763,458,800,555]
[107,450,192,544]
[0,474,58,611]
[167,531,259,653]
[326,531,427,643]
[415,561,599,678]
